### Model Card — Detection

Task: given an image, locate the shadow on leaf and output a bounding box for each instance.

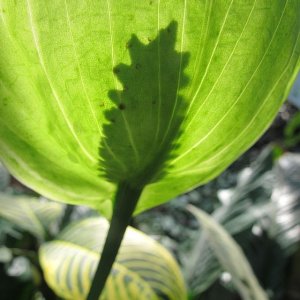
[99,21,190,188]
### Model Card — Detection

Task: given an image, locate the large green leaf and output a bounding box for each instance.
[0,1,299,215]
[39,217,187,300]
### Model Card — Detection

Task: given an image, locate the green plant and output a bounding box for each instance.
[1,148,299,299]
[188,206,267,300]
[40,217,186,300]
[0,194,186,299]
[0,189,273,300]
[1,1,299,299]
[184,147,300,299]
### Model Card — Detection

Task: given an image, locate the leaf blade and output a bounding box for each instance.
[0,193,63,239]
[39,217,186,300]
[0,0,299,214]
[188,205,268,300]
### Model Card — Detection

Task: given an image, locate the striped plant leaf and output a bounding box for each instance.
[39,217,187,300]
[0,193,63,239]
[40,242,159,300]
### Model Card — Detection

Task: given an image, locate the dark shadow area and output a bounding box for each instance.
[99,21,190,187]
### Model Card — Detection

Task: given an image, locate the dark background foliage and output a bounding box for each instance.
[0,101,299,300]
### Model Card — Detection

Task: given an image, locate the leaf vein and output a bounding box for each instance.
[186,0,234,115]
[176,13,296,178]
[106,0,140,164]
[154,0,161,144]
[172,0,288,166]
[25,0,96,163]
[159,0,187,146]
[63,0,101,134]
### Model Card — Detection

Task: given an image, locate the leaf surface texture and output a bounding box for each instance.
[0,0,299,214]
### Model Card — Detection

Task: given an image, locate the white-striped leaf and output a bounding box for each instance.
[40,217,187,300]
[40,242,159,300]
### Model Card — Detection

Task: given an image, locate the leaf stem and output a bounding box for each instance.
[59,204,75,231]
[87,182,143,300]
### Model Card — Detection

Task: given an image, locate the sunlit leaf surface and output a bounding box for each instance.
[0,1,299,215]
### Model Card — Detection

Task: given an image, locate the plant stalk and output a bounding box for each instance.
[87,182,143,300]
[59,204,75,231]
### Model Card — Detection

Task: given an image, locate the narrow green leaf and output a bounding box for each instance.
[186,148,275,294]
[188,205,268,300]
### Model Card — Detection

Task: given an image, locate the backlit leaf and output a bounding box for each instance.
[0,1,299,215]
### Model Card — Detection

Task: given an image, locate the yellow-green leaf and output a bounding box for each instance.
[40,241,159,300]
[40,217,187,300]
[0,1,299,216]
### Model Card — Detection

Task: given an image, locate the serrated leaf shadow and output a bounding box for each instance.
[99,21,190,188]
